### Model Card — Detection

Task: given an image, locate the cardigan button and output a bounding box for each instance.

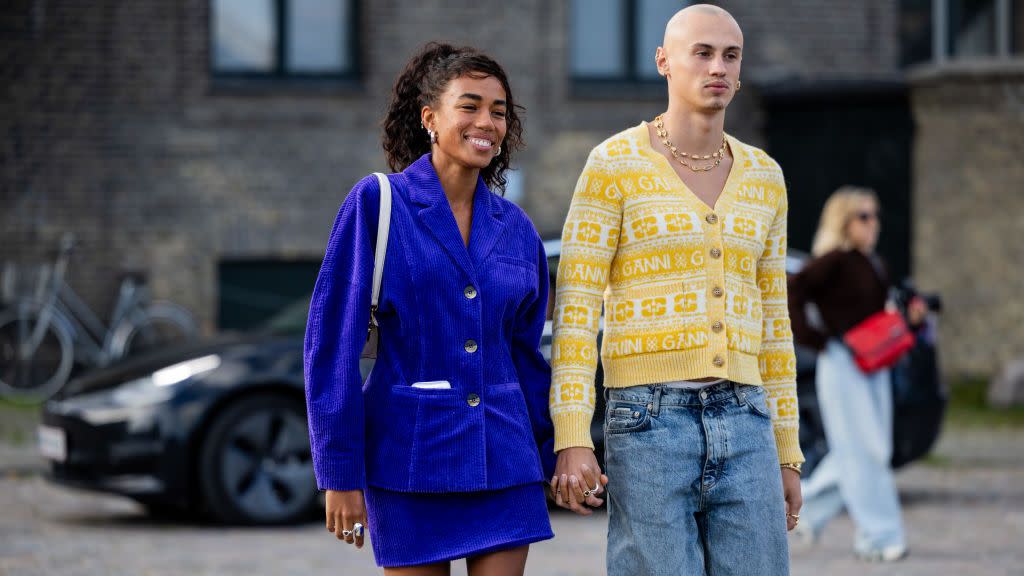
[712,286,724,298]
[710,247,722,259]
[464,285,478,299]
[467,393,481,407]
[712,355,725,367]
[706,213,718,225]
[464,339,478,353]
[711,321,724,333]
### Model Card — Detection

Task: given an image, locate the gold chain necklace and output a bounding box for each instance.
[654,114,728,173]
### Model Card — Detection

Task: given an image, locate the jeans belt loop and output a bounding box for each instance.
[732,381,745,405]
[650,385,664,417]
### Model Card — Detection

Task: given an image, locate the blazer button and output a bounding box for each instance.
[464,285,478,299]
[713,355,725,367]
[706,213,718,225]
[712,321,724,333]
[464,339,478,353]
[710,247,722,259]
[467,393,481,407]
[712,286,724,298]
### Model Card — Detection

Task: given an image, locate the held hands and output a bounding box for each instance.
[325,489,368,548]
[550,447,610,516]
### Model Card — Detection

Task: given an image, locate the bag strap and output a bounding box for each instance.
[370,173,392,322]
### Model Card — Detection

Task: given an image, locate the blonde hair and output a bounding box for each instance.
[811,186,879,256]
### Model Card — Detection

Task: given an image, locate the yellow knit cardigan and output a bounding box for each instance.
[550,122,804,465]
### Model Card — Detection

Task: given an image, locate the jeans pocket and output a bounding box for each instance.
[743,385,772,419]
[604,401,651,434]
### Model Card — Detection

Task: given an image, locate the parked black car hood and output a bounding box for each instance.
[58,332,280,398]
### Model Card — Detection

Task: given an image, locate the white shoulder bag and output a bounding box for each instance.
[360,173,392,359]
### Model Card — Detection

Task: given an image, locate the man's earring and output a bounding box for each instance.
[736,80,742,91]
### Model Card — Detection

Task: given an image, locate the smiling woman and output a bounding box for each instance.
[382,42,524,194]
[304,42,554,575]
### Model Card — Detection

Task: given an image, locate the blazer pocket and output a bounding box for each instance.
[495,255,537,272]
[403,388,477,489]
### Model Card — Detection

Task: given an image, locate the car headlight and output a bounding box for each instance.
[112,355,221,407]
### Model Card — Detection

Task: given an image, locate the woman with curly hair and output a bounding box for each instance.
[304,42,556,575]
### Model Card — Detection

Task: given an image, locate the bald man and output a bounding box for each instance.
[549,5,803,575]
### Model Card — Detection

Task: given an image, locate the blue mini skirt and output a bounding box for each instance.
[364,482,553,568]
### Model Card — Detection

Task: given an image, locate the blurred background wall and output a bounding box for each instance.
[2,0,1021,380]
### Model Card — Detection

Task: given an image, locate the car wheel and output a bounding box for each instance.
[199,394,317,525]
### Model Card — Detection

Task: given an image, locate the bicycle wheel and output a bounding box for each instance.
[0,306,75,403]
[107,301,199,360]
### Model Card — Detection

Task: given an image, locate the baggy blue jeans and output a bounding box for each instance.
[604,382,790,576]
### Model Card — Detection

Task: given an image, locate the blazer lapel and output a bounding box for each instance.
[406,155,477,280]
[468,177,506,270]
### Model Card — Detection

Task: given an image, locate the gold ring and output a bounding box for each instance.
[787,513,800,519]
[583,489,593,498]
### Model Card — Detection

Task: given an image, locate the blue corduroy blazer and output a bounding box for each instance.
[304,154,555,493]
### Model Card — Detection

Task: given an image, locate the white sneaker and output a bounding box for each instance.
[856,545,908,562]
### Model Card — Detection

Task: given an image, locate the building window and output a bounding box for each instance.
[949,0,998,56]
[211,0,358,79]
[570,0,684,83]
[902,0,1023,65]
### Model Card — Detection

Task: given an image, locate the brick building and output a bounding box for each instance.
[2,0,1020,379]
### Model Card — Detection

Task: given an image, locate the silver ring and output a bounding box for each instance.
[341,529,353,538]
[353,523,364,537]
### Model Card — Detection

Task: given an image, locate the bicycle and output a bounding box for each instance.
[0,234,199,402]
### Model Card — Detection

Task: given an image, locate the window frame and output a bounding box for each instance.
[930,0,1019,62]
[568,0,676,96]
[208,0,361,83]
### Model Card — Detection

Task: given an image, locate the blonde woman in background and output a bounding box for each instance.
[788,186,927,562]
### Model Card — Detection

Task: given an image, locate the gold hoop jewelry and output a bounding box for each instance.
[736,80,742,91]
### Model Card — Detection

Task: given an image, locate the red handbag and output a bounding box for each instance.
[843,310,916,373]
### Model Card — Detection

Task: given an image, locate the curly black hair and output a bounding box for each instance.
[382,42,524,193]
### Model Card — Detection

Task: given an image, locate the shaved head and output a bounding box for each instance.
[663,4,743,51]
[654,3,744,114]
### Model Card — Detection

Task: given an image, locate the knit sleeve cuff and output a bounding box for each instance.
[552,411,596,452]
[774,425,805,466]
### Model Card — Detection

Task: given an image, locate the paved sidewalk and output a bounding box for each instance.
[1,425,1021,575]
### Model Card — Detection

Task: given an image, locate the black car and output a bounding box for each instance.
[39,299,331,524]
[39,242,944,524]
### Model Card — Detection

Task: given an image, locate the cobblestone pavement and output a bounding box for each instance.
[1,429,1021,575]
